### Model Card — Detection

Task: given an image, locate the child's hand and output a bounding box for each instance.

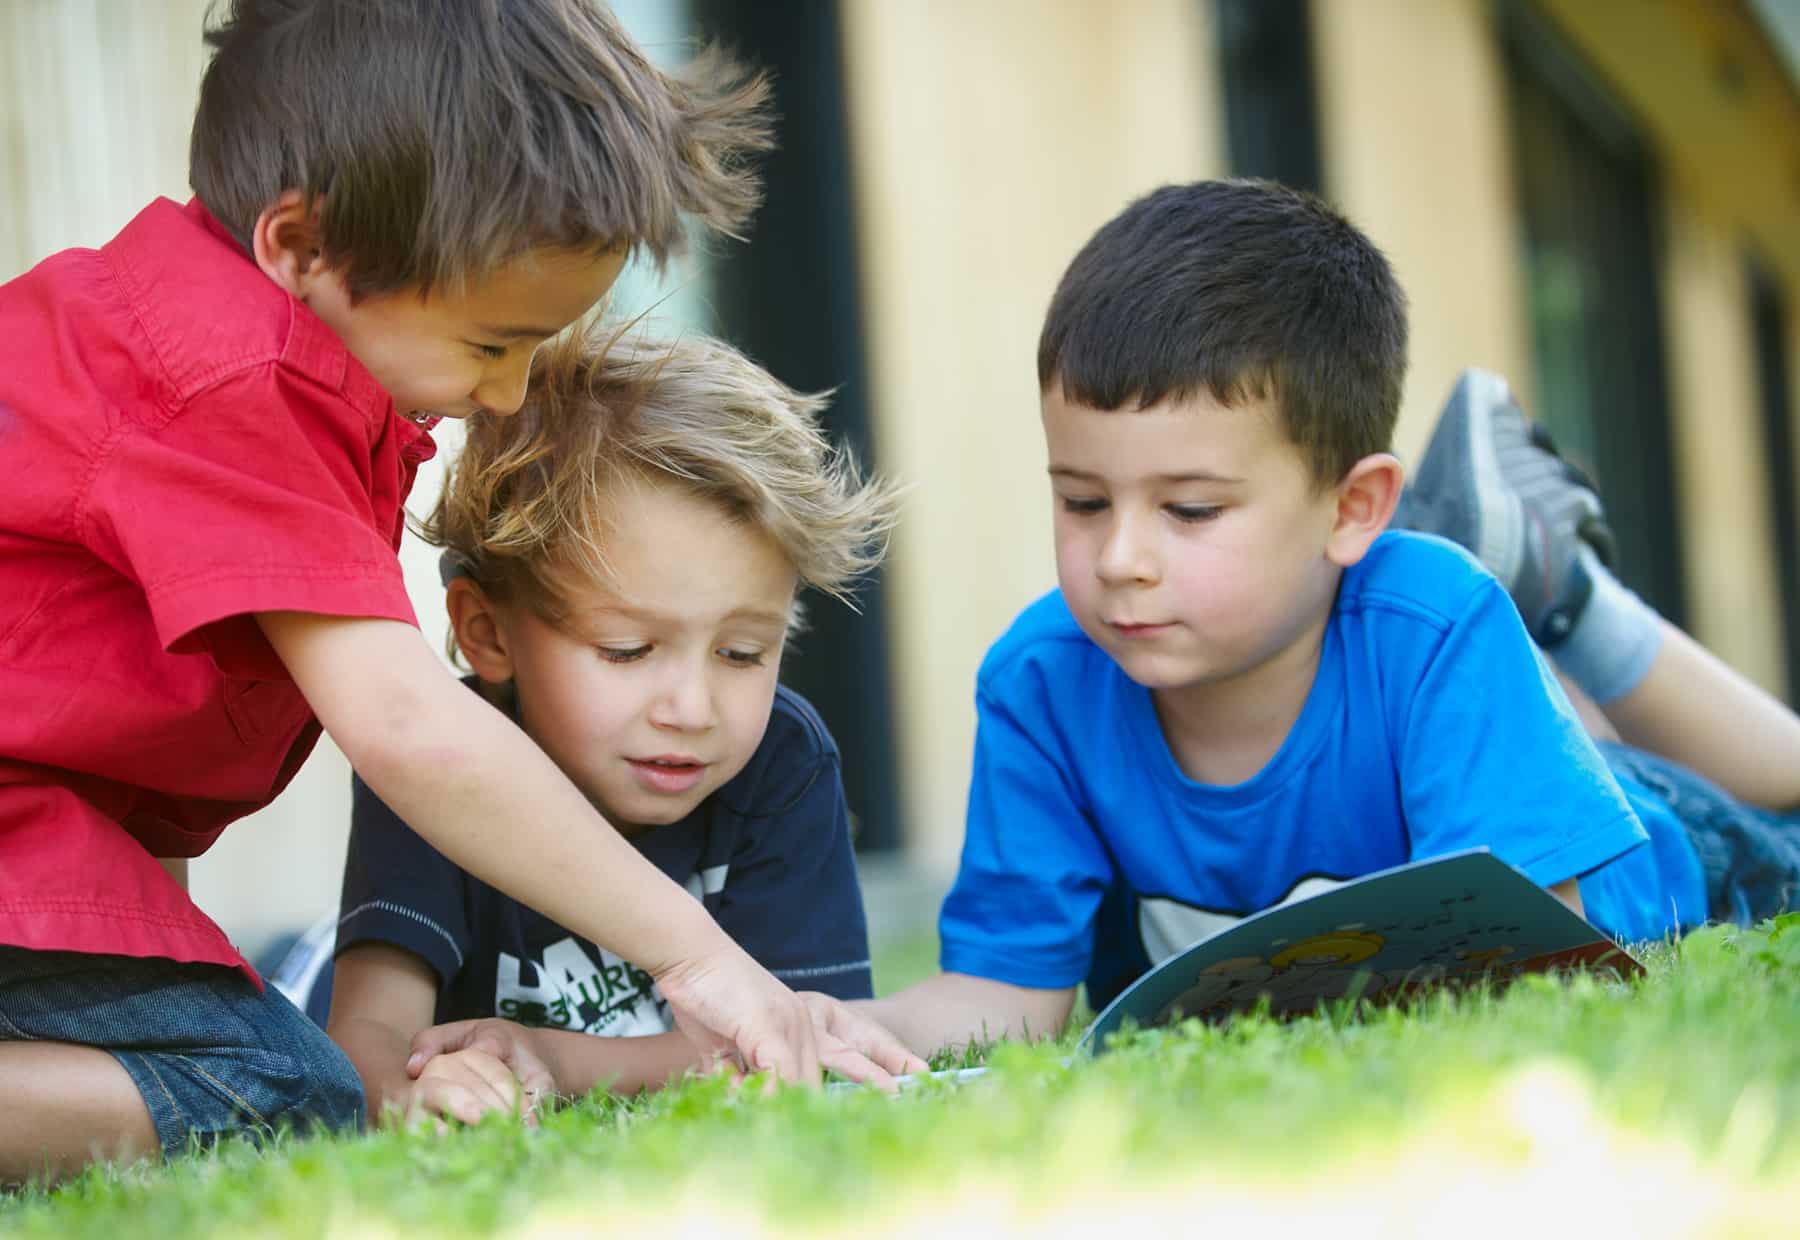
[405,1018,556,1121]
[799,992,929,1089]
[396,1046,535,1129]
[654,943,823,1084]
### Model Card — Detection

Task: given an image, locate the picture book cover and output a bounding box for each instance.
[1077,848,1643,1055]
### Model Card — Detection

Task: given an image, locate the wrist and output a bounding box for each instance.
[639,898,734,980]
[514,1022,565,1093]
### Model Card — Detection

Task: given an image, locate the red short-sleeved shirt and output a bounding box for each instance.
[0,198,437,984]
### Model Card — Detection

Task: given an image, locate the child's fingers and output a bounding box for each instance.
[464,1026,556,1106]
[428,1082,492,1128]
[413,1050,523,1124]
[799,992,929,1077]
[406,1019,482,1077]
[817,1040,901,1093]
[456,1048,539,1123]
[830,1009,928,1077]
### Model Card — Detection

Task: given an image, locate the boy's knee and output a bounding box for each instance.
[142,986,367,1149]
[250,1006,366,1137]
[297,1035,367,1133]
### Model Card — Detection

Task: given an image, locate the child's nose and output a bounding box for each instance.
[1096,514,1159,585]
[474,354,533,417]
[649,669,716,731]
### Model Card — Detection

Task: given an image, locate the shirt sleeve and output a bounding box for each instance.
[336,771,473,986]
[937,658,1114,990]
[1396,576,1648,886]
[78,366,416,679]
[711,703,874,1001]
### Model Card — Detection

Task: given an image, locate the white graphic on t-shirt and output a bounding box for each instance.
[682,864,728,901]
[1137,874,1350,964]
[495,936,671,1037]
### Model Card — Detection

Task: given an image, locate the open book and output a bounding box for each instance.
[873,849,1640,1089]
[1076,847,1641,1054]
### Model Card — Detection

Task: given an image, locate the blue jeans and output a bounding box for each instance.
[1598,740,1800,926]
[0,948,365,1158]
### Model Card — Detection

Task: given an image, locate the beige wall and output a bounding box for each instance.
[1309,0,1535,463]
[1530,0,1800,689]
[1660,195,1787,694]
[1,1,209,277]
[838,0,1226,870]
[1313,0,1799,690]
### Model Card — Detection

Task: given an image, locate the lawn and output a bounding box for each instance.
[5,918,1798,1238]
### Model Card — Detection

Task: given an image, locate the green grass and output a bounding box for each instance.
[6,918,1800,1237]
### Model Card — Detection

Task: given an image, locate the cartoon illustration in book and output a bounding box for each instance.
[1083,850,1645,1054]
[1156,927,1390,1022]
[1154,955,1275,1024]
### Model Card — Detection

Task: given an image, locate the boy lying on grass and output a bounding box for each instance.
[861,179,1800,1057]
[314,330,926,1123]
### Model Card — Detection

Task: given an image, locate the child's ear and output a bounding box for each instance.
[250,190,328,296]
[445,577,515,685]
[1325,452,1404,568]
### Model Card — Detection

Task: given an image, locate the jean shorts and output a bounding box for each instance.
[0,948,365,1159]
[1598,740,1800,926]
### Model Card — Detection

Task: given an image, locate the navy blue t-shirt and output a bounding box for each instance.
[327,680,873,1035]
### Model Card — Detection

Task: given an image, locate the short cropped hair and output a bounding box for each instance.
[1037,179,1409,486]
[191,0,772,299]
[425,327,900,637]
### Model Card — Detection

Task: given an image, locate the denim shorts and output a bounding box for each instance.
[0,947,365,1159]
[1598,740,1800,926]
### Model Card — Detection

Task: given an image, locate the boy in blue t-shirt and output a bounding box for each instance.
[862,179,1800,1055]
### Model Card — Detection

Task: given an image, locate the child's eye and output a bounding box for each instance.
[1059,496,1108,515]
[1167,504,1223,523]
[597,644,650,664]
[469,342,509,360]
[718,648,766,668]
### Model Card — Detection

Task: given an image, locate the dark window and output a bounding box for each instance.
[1749,254,1798,703]
[1215,0,1323,194]
[693,0,902,851]
[1502,1,1687,628]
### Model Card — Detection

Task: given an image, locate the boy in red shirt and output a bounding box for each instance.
[0,0,909,1182]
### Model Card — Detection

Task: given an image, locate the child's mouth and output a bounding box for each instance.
[627,757,709,795]
[1110,621,1174,639]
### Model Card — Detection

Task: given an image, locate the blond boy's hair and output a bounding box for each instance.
[425,327,900,637]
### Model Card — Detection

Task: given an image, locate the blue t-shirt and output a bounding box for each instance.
[331,681,873,1035]
[939,531,1706,1007]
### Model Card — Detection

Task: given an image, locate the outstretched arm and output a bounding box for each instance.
[329,943,545,1125]
[855,972,1076,1061]
[405,1018,699,1100]
[260,611,824,1084]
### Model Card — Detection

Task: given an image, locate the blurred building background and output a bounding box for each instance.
[4,0,1797,961]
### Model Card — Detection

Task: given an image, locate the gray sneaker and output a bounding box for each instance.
[1396,369,1616,646]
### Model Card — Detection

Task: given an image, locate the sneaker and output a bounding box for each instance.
[1397,368,1616,646]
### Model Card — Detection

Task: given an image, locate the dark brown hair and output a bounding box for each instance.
[1037,179,1409,486]
[190,0,773,298]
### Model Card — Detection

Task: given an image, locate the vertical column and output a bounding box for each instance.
[836,0,1226,868]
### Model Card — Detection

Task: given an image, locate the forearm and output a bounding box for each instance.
[535,1029,700,1097]
[856,972,1075,1059]
[291,619,723,974]
[327,1014,420,1120]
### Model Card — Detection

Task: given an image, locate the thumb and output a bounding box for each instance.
[406,1020,479,1078]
